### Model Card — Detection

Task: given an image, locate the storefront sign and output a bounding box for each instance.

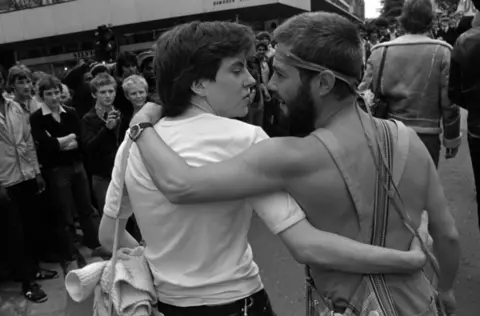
[73,50,95,59]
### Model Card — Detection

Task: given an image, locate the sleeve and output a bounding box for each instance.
[439,47,461,148]
[358,52,375,92]
[26,124,41,174]
[103,139,134,219]
[253,126,270,144]
[249,192,306,235]
[448,44,465,108]
[30,112,61,154]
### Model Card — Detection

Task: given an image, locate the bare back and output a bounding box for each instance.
[284,108,436,314]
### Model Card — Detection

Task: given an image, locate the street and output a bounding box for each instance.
[65,132,480,315]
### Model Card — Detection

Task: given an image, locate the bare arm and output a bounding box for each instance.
[136,126,296,204]
[424,146,460,292]
[98,139,140,251]
[251,191,426,274]
[281,219,426,274]
[99,214,139,251]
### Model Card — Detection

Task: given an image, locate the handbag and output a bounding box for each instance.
[370,46,389,119]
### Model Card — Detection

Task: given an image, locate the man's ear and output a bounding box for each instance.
[191,79,209,97]
[91,92,97,100]
[311,70,336,97]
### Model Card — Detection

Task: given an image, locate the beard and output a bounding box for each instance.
[288,83,316,137]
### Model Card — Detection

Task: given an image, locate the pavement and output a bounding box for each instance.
[1,109,478,316]
[0,247,99,316]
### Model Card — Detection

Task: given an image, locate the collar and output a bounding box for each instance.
[372,34,452,51]
[41,103,66,116]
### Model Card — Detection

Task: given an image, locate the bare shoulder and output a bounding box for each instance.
[252,135,328,178]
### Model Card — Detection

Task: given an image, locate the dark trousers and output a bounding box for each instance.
[157,289,276,316]
[418,133,440,168]
[92,175,142,242]
[468,135,480,229]
[45,162,100,259]
[3,179,40,288]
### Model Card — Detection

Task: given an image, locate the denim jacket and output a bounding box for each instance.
[359,34,461,149]
[0,98,40,187]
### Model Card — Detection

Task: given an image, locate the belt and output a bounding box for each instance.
[157,289,268,316]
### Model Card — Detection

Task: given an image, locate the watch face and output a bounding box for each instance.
[129,125,140,140]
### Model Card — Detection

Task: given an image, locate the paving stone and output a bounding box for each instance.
[0,286,27,316]
[27,264,66,316]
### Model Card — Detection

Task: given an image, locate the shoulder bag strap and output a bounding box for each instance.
[108,137,134,316]
[368,118,399,316]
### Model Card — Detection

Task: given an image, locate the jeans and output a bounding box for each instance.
[4,179,40,288]
[418,133,440,168]
[92,175,110,214]
[468,135,480,230]
[46,162,100,256]
[157,289,276,316]
[92,175,142,242]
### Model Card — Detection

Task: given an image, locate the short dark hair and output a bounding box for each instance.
[273,12,363,99]
[38,75,62,98]
[155,21,255,117]
[115,51,137,77]
[256,31,272,42]
[399,0,434,34]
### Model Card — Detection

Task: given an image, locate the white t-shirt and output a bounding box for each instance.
[104,113,305,307]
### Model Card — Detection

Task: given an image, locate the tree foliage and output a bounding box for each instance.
[380,0,460,21]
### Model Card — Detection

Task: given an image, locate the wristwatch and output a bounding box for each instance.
[129,122,153,141]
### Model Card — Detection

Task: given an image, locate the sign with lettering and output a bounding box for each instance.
[73,50,95,59]
[0,0,76,14]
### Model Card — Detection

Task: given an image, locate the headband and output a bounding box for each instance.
[275,48,359,91]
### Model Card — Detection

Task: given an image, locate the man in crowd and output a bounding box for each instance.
[7,65,42,114]
[30,75,109,267]
[0,71,57,303]
[81,73,126,214]
[131,12,459,315]
[449,0,480,231]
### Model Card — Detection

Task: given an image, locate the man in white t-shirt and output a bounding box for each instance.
[99,21,429,316]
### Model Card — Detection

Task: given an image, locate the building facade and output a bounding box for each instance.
[0,0,364,75]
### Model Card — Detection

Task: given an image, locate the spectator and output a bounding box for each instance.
[7,65,42,114]
[81,73,127,216]
[0,71,58,303]
[137,50,157,101]
[30,75,109,266]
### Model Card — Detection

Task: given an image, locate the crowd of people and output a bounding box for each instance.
[0,50,156,302]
